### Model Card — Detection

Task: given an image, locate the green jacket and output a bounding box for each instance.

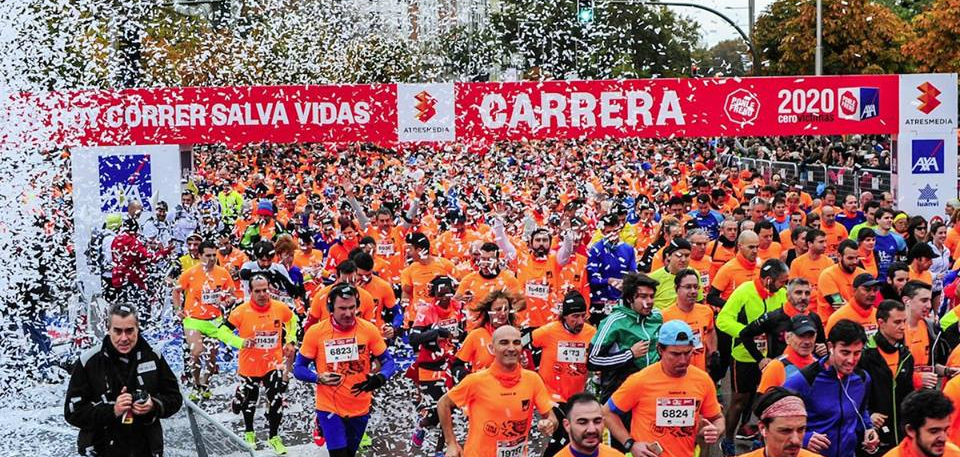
[716,280,787,363]
[587,304,663,401]
[218,190,244,225]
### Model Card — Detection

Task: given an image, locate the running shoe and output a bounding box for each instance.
[720,437,736,457]
[735,423,759,440]
[267,436,288,455]
[313,426,326,447]
[244,431,257,449]
[360,432,372,448]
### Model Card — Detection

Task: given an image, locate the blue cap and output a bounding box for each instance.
[659,320,696,346]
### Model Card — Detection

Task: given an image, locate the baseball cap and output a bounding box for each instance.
[853,273,881,289]
[909,242,939,261]
[790,314,817,336]
[659,320,696,346]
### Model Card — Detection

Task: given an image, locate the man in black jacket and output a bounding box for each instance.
[858,299,918,457]
[64,303,182,457]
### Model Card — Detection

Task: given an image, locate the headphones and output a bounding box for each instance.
[327,282,361,312]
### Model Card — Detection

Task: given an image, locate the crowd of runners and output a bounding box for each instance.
[71,136,960,457]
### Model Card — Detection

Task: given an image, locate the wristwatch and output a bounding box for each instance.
[623,438,636,450]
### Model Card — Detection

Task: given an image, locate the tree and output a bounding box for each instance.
[753,0,915,75]
[901,0,960,73]
[873,0,935,20]
[697,39,749,76]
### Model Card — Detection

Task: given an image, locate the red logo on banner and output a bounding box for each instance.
[724,89,760,126]
[839,91,859,117]
[415,91,437,123]
[917,82,941,114]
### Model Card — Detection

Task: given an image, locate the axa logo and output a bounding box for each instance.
[917,82,941,114]
[911,139,945,174]
[414,90,437,123]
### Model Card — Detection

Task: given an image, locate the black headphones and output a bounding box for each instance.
[327,282,361,312]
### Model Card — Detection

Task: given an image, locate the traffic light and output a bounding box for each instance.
[577,0,594,24]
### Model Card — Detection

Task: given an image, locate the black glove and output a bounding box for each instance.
[350,373,386,395]
[436,327,452,338]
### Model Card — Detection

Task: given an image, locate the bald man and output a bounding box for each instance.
[438,325,560,457]
[819,206,849,259]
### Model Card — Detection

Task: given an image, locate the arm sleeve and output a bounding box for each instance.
[737,312,774,361]
[716,289,747,338]
[63,362,116,428]
[492,220,518,262]
[401,197,420,230]
[346,195,370,231]
[375,350,397,379]
[706,286,725,309]
[293,353,319,383]
[408,326,440,351]
[284,313,299,345]
[557,231,574,267]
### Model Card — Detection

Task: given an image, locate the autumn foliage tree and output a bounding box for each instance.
[754,0,915,75]
[902,0,960,73]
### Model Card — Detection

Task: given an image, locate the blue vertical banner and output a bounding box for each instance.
[98,154,153,213]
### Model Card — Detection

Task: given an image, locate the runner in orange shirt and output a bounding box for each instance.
[819,206,849,260]
[882,390,960,457]
[603,320,724,457]
[306,261,383,334]
[172,240,237,399]
[400,232,456,327]
[738,387,821,457]
[686,229,714,291]
[225,275,297,452]
[436,210,482,268]
[351,251,398,330]
[707,219,739,278]
[908,243,938,286]
[216,229,248,299]
[825,273,880,337]
[553,394,626,457]
[662,269,716,372]
[499,224,572,329]
[857,228,879,278]
[455,242,521,316]
[532,291,597,456]
[438,325,559,457]
[708,230,759,304]
[292,230,324,295]
[789,229,835,318]
[452,289,528,379]
[756,221,783,264]
[818,239,867,323]
[293,282,396,456]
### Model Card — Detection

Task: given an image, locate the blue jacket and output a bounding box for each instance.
[587,240,637,303]
[783,356,874,457]
[688,209,725,239]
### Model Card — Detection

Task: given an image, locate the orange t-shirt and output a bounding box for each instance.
[456,271,522,313]
[905,321,931,366]
[821,223,850,258]
[400,258,456,323]
[445,367,554,457]
[711,255,757,300]
[359,275,397,328]
[532,321,597,402]
[817,264,866,323]
[758,242,783,264]
[943,375,960,446]
[859,251,879,278]
[947,226,960,256]
[610,363,722,457]
[456,326,495,371]
[790,253,836,316]
[293,249,325,278]
[780,228,795,251]
[947,344,960,368]
[756,348,815,393]
[661,303,715,372]
[909,267,933,286]
[557,253,591,309]
[707,241,736,278]
[516,255,561,328]
[688,255,714,292]
[554,444,625,457]
[365,226,406,284]
[436,229,482,265]
[824,302,877,338]
[217,249,248,299]
[298,318,387,417]
[308,284,377,324]
[178,265,234,320]
[227,300,294,377]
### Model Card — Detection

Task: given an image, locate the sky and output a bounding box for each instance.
[664,0,778,47]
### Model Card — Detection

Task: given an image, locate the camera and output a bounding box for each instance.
[134,389,150,404]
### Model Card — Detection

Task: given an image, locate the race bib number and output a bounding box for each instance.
[692,329,704,350]
[324,338,359,363]
[201,290,220,305]
[699,273,710,288]
[376,243,395,256]
[525,282,550,300]
[557,341,586,364]
[864,324,879,338]
[754,335,768,356]
[496,437,527,457]
[916,365,934,374]
[253,331,279,350]
[656,398,696,427]
[437,318,459,336]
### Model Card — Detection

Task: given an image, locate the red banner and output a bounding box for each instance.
[26,75,904,147]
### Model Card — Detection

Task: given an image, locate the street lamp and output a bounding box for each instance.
[815,0,823,75]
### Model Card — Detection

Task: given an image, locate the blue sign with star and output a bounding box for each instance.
[917,184,939,208]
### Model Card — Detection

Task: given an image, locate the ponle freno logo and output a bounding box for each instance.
[916,82,941,115]
[724,89,760,127]
[837,87,879,121]
[414,90,437,123]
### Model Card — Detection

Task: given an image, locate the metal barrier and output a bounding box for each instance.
[719,154,895,198]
